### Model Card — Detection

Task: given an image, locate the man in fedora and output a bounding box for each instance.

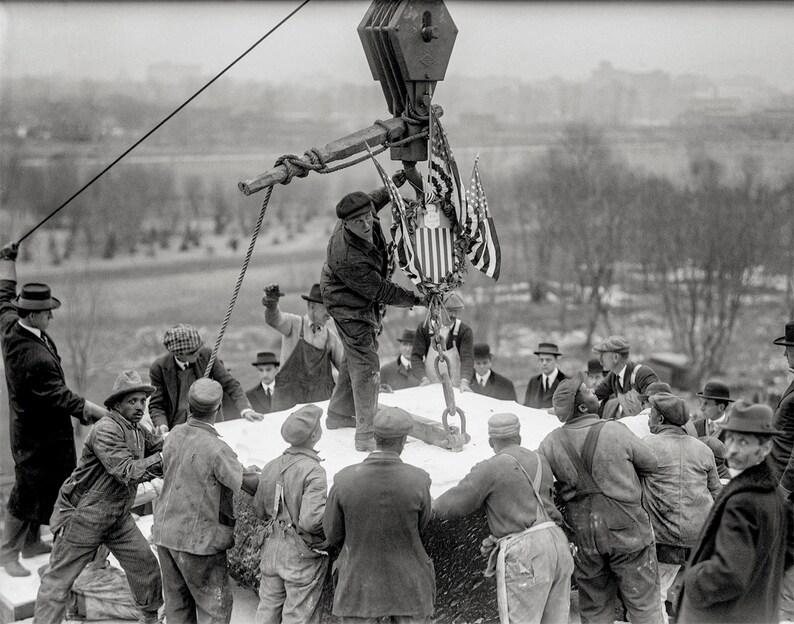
[380,328,421,392]
[149,323,263,435]
[253,404,327,623]
[321,182,426,452]
[261,282,344,411]
[471,343,517,402]
[246,351,279,414]
[434,413,574,623]
[153,378,260,624]
[677,401,792,624]
[34,371,165,624]
[523,342,567,409]
[593,335,659,419]
[324,406,435,621]
[0,243,109,577]
[692,380,735,439]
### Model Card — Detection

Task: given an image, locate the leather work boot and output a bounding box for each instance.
[22,540,52,558]
[355,438,376,452]
[326,415,356,430]
[2,559,31,577]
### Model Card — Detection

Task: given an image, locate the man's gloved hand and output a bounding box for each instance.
[420,376,432,387]
[0,242,19,262]
[242,409,265,422]
[480,535,497,559]
[157,424,170,437]
[262,284,284,307]
[392,169,407,188]
[459,378,473,393]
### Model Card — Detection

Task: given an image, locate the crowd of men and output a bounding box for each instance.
[1,181,794,624]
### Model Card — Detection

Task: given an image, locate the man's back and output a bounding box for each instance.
[324,452,434,618]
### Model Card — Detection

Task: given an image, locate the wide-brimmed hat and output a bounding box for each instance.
[163,324,203,357]
[696,380,734,403]
[592,335,630,354]
[719,400,781,436]
[773,321,794,347]
[104,370,156,408]
[397,329,416,344]
[534,342,561,356]
[301,283,324,304]
[11,283,61,311]
[252,351,279,367]
[473,343,492,359]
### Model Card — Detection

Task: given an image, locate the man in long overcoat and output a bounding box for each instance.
[379,328,420,392]
[323,406,435,621]
[676,402,793,623]
[0,243,108,577]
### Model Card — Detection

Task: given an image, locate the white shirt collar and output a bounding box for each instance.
[543,368,559,385]
[18,321,42,339]
[476,371,492,385]
[399,354,412,369]
[174,356,188,371]
[261,381,275,393]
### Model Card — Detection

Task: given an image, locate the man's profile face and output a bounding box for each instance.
[724,431,771,471]
[537,354,558,376]
[115,391,147,424]
[257,364,279,385]
[29,309,54,331]
[700,398,726,422]
[473,357,493,378]
[345,211,373,239]
[785,346,794,370]
[598,351,620,372]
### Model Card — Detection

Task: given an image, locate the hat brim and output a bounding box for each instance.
[773,336,794,346]
[252,360,280,367]
[104,385,156,409]
[718,423,781,436]
[11,296,62,311]
[695,391,735,402]
[534,351,561,356]
[301,295,324,304]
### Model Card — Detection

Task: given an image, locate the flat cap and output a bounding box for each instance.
[488,413,520,438]
[649,392,689,426]
[189,378,223,414]
[592,335,630,354]
[163,324,203,356]
[336,191,373,220]
[373,406,414,438]
[638,381,673,402]
[552,372,586,423]
[281,404,323,446]
[443,292,465,312]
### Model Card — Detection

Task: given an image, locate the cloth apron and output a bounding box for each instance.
[424,319,462,387]
[616,364,644,417]
[272,323,335,411]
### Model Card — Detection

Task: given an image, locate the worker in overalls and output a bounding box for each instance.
[261,282,344,412]
[592,335,659,419]
[411,291,474,392]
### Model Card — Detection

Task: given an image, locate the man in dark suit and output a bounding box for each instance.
[149,324,264,434]
[471,343,517,402]
[523,342,567,409]
[0,243,108,577]
[380,329,420,392]
[593,335,659,418]
[245,351,279,414]
[324,406,435,621]
[691,380,734,439]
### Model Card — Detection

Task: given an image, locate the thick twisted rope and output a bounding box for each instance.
[204,186,273,377]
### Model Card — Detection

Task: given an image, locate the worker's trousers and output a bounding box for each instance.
[327,318,380,442]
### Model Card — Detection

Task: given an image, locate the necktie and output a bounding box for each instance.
[479,378,486,388]
[265,388,271,398]
[543,377,548,393]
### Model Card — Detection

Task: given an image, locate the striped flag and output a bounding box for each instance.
[427,107,466,227]
[465,157,501,280]
[415,227,455,284]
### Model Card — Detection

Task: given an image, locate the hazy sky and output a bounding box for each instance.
[1,1,793,90]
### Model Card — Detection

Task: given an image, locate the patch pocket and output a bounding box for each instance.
[63,504,114,547]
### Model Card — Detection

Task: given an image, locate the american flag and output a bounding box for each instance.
[465,156,501,280]
[415,227,455,284]
[427,107,466,227]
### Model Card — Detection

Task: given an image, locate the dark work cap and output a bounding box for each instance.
[373,406,414,438]
[488,413,520,438]
[336,191,373,221]
[552,372,586,423]
[649,392,689,426]
[189,378,223,414]
[281,404,323,446]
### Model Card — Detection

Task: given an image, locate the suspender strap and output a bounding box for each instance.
[559,421,606,496]
[502,451,552,523]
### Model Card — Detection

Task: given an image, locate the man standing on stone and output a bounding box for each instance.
[34,371,164,624]
[153,378,259,624]
[434,413,573,623]
[539,373,663,623]
[0,242,108,577]
[253,405,327,623]
[321,182,424,452]
[261,282,344,411]
[149,323,264,434]
[324,406,435,621]
[593,335,659,419]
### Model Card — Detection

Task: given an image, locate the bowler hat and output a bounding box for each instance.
[252,351,279,367]
[586,358,605,376]
[281,404,323,446]
[592,335,630,354]
[473,343,493,359]
[696,380,734,403]
[488,413,520,438]
[12,283,61,311]
[104,370,156,409]
[397,329,416,344]
[301,283,324,304]
[373,406,414,438]
[552,372,586,423]
[719,400,781,436]
[534,342,561,356]
[188,378,223,414]
[336,191,373,220]
[773,321,794,347]
[649,392,690,426]
[638,381,673,402]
